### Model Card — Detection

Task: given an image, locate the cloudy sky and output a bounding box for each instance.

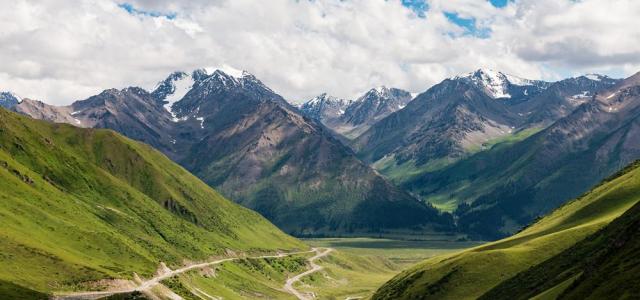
[2,0,640,105]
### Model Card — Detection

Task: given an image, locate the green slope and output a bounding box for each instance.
[0,108,305,296]
[481,183,640,299]
[372,160,640,300]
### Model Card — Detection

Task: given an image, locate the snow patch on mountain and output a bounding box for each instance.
[161,73,195,121]
[585,74,602,81]
[571,91,591,99]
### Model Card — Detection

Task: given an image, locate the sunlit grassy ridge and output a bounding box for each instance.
[373,160,640,300]
[482,170,640,299]
[0,108,305,297]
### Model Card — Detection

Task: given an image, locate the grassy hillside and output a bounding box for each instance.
[482,184,640,299]
[159,253,312,300]
[372,160,640,300]
[0,108,305,297]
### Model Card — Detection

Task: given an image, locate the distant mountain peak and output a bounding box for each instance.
[360,86,394,99]
[453,68,549,99]
[205,65,247,79]
[373,85,388,93]
[0,91,22,108]
[152,68,273,122]
[299,93,351,121]
[584,73,604,81]
[208,69,241,86]
[580,73,617,84]
[305,93,348,105]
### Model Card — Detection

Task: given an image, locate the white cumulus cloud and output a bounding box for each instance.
[0,0,639,105]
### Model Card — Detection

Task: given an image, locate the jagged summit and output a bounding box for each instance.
[0,91,22,108]
[151,68,271,121]
[299,93,352,122]
[453,68,549,99]
[583,73,612,82]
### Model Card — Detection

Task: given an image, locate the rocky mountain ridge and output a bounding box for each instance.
[12,68,454,237]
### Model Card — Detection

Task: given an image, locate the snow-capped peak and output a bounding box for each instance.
[241,70,254,78]
[0,91,22,102]
[303,93,348,107]
[210,69,240,84]
[352,86,390,103]
[373,86,389,94]
[454,68,536,99]
[0,91,22,108]
[584,74,608,82]
[207,65,244,79]
[299,93,351,120]
[305,93,327,106]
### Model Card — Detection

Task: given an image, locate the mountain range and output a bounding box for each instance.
[401,72,639,238]
[8,68,640,242]
[10,69,453,237]
[354,69,617,168]
[4,65,640,299]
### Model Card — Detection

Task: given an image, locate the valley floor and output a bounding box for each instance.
[296,238,483,299]
[44,238,480,300]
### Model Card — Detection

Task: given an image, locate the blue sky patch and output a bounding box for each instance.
[118,3,177,19]
[444,12,491,38]
[401,0,429,17]
[489,0,510,8]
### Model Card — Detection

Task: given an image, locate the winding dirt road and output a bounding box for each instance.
[284,247,334,300]
[54,249,316,300]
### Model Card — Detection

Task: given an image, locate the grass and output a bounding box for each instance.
[465,127,542,153]
[306,238,482,265]
[373,159,640,300]
[297,238,480,299]
[296,250,398,300]
[0,108,305,297]
[163,254,313,300]
[96,238,478,300]
[482,162,640,299]
[373,156,453,184]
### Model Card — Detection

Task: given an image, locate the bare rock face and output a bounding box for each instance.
[14,98,81,126]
